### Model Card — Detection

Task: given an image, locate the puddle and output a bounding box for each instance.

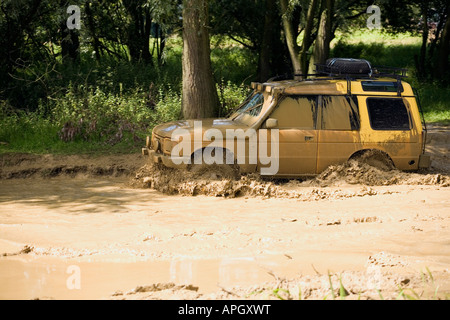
[0,251,367,299]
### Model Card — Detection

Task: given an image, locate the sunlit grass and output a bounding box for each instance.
[333,29,422,46]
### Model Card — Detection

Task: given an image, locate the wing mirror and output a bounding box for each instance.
[265,118,278,129]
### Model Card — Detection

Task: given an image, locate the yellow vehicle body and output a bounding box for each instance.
[143,76,431,177]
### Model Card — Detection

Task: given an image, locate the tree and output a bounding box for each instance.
[380,0,449,82]
[122,0,153,63]
[280,0,320,77]
[182,0,219,119]
[280,0,302,75]
[312,0,334,67]
[60,0,80,62]
[433,2,450,81]
[258,0,279,81]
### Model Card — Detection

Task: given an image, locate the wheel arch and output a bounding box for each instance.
[348,148,396,167]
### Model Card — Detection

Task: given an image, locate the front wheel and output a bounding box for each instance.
[187,148,240,179]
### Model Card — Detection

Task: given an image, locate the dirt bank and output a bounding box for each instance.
[0,153,144,179]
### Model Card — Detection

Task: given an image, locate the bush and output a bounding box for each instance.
[217,79,251,117]
[49,84,153,144]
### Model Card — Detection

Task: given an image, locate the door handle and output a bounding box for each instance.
[304,136,314,141]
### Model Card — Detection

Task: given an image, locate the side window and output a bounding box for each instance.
[270,95,318,129]
[362,81,403,92]
[321,96,360,130]
[367,98,410,130]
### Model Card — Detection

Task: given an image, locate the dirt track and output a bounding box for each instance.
[0,125,449,300]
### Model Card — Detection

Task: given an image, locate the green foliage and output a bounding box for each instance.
[50,85,152,142]
[0,71,252,154]
[154,86,182,123]
[211,40,258,85]
[217,79,252,117]
[209,0,265,50]
[414,82,450,124]
[331,31,421,69]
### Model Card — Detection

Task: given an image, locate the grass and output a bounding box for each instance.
[415,83,450,125]
[262,269,449,300]
[0,116,143,155]
[331,29,422,69]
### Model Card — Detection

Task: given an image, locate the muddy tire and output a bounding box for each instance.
[350,150,395,171]
[187,148,240,180]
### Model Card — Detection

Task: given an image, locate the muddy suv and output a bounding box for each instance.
[142,58,431,177]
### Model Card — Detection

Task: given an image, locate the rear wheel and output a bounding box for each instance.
[350,150,395,171]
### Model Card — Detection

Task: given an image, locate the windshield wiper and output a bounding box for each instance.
[243,102,263,114]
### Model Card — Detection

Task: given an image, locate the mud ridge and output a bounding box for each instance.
[306,159,450,187]
[0,153,144,179]
[131,159,449,199]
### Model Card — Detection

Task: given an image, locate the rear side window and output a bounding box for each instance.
[321,96,360,130]
[366,98,410,130]
[362,81,403,92]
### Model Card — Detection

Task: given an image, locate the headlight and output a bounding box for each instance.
[152,136,161,152]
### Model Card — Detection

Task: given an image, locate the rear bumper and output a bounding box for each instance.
[142,147,187,169]
[418,154,431,169]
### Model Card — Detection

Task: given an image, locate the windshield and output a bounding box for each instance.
[231,92,264,120]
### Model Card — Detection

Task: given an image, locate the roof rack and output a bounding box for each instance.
[263,58,409,97]
[314,63,408,80]
[267,66,407,82]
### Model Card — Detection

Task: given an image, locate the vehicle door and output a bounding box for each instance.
[317,95,362,172]
[262,95,319,175]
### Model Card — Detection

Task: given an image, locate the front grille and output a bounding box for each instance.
[163,138,172,154]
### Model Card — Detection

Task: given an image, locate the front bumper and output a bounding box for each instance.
[142,147,188,169]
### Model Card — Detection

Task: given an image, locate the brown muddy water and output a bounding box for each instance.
[1,125,449,299]
[1,177,449,300]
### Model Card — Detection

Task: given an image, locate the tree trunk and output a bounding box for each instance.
[85,1,101,61]
[258,0,277,82]
[280,0,319,78]
[123,0,152,63]
[60,23,80,62]
[312,0,334,69]
[280,0,302,76]
[298,0,319,78]
[434,6,450,81]
[418,2,429,78]
[60,0,80,62]
[182,0,219,119]
[428,5,447,60]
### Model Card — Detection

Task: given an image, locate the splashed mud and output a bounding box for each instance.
[307,159,449,187]
[130,157,448,200]
[130,127,450,197]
